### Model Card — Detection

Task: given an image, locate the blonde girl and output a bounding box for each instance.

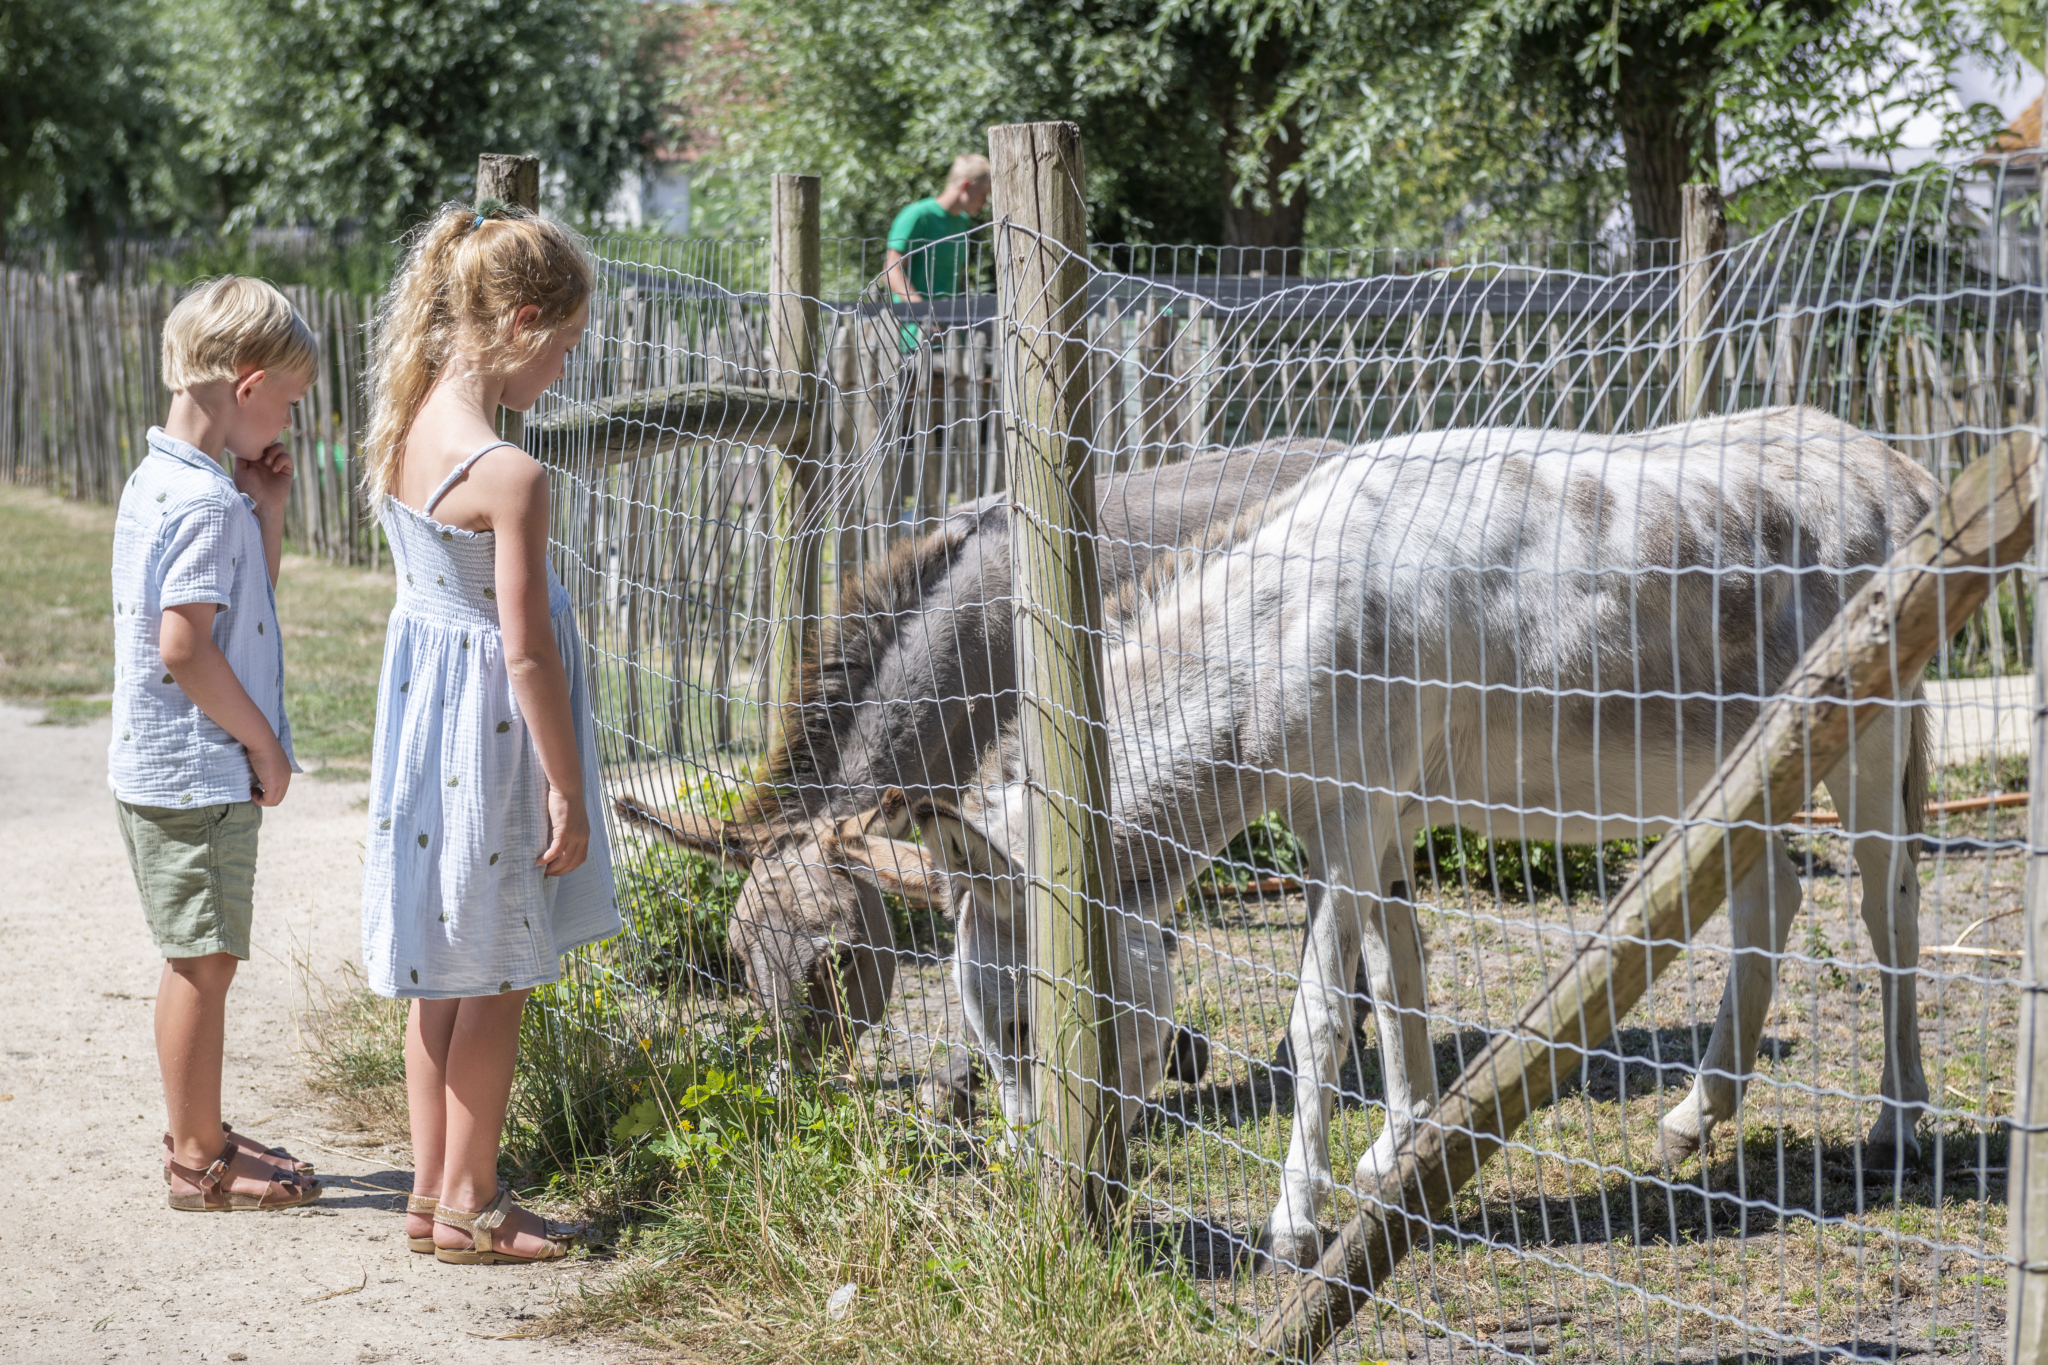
[361,201,619,1264]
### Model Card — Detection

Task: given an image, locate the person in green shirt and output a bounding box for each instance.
[884,154,990,303]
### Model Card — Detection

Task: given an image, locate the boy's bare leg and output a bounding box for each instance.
[426,990,560,1257]
[157,954,237,1168]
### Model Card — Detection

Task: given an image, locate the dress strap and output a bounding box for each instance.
[423,440,517,516]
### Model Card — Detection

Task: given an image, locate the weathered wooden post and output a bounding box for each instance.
[2008,82,2048,1364]
[476,153,541,449]
[763,173,824,721]
[987,120,1124,1228]
[1679,183,1724,418]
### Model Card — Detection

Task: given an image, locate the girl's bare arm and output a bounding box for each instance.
[493,458,589,876]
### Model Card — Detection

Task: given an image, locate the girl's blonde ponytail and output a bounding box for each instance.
[362,204,593,505]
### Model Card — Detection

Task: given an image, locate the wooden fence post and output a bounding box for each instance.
[987,120,1124,1229]
[2008,86,2048,1363]
[1679,183,1724,418]
[477,154,541,448]
[1259,432,2040,1361]
[765,173,823,720]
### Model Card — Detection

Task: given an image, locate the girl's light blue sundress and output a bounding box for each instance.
[361,441,620,1000]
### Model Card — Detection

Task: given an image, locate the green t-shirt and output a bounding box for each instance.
[886,197,972,298]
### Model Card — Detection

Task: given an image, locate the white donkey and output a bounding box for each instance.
[895,407,1935,1267]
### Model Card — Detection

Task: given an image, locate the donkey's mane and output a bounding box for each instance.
[739,524,980,827]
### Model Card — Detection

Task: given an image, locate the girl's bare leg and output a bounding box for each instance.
[424,990,558,1257]
[405,998,458,1243]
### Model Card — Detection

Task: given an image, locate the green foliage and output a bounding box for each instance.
[138,229,398,294]
[1169,0,2011,241]
[166,0,671,237]
[1413,825,1652,904]
[0,0,192,256]
[1186,807,1647,909]
[682,0,1255,246]
[614,840,749,987]
[610,1059,781,1173]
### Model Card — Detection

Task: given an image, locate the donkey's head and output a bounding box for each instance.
[901,782,1035,925]
[615,793,949,1059]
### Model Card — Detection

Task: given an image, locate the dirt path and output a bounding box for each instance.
[0,703,642,1364]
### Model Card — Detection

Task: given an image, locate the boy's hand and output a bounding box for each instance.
[538,786,590,876]
[248,741,293,808]
[233,441,294,516]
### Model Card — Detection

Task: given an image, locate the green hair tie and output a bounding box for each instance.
[473,196,509,228]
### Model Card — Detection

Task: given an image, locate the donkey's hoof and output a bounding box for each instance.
[1167,1026,1211,1084]
[1858,1130,1925,1178]
[1255,1223,1326,1275]
[1654,1121,1704,1167]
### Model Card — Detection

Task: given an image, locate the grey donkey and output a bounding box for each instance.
[896,408,1935,1268]
[615,437,1351,1110]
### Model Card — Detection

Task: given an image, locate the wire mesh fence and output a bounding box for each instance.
[551,152,2045,1363]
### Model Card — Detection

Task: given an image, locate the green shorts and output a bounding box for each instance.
[116,799,262,960]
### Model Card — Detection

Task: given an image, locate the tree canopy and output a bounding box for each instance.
[676,0,1324,251]
[1167,0,2017,242]
[0,0,672,273]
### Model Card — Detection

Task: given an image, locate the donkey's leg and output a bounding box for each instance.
[1261,798,1399,1267]
[1353,841,1437,1192]
[1830,731,1929,1169]
[1657,836,1803,1163]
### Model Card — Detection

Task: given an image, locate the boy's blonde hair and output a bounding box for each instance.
[947,154,992,188]
[160,277,319,392]
[363,203,593,504]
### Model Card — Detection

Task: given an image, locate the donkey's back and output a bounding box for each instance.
[1116,407,1940,851]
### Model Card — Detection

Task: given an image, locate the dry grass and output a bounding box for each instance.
[542,1098,1251,1365]
[283,701,2028,1364]
[297,960,411,1142]
[0,479,393,757]
[813,767,2025,1362]
[0,483,119,704]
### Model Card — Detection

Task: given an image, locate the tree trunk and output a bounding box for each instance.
[1617,95,1716,247]
[1219,29,1307,272]
[70,189,107,285]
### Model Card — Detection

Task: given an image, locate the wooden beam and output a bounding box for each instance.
[988,119,1125,1229]
[1259,431,2041,1362]
[523,382,812,464]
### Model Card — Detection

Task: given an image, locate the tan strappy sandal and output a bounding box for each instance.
[433,1184,583,1264]
[406,1194,439,1253]
[162,1124,313,1180]
[165,1140,322,1212]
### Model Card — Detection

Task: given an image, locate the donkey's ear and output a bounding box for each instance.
[611,794,765,870]
[832,787,918,844]
[833,835,952,909]
[907,796,1015,884]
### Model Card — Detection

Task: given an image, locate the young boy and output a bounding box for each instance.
[111,276,324,1211]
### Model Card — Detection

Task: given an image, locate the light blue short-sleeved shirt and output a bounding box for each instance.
[107,428,298,808]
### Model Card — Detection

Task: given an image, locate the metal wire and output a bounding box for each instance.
[540,159,2040,1363]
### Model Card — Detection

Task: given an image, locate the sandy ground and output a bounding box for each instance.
[0,703,644,1365]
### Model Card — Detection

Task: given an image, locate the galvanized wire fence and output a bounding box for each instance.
[552,154,2044,1363]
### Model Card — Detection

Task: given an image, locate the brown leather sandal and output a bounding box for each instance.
[161,1124,313,1179]
[165,1140,323,1212]
[433,1185,583,1264]
[406,1194,438,1253]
